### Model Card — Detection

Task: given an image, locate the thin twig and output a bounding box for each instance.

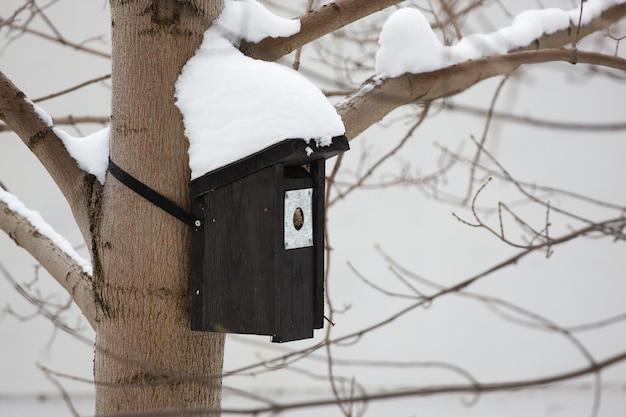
[33,74,111,103]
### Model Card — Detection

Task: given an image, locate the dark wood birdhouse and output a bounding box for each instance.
[190,136,349,342]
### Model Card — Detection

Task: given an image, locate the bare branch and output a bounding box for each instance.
[1,22,111,59]
[290,0,315,71]
[443,101,626,131]
[240,351,626,415]
[99,350,626,415]
[0,115,110,133]
[1,260,83,334]
[461,136,626,243]
[225,212,625,387]
[39,364,82,417]
[33,74,111,103]
[464,75,511,205]
[329,105,429,205]
[433,142,626,213]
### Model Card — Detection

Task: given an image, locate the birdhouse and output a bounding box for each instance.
[190,136,349,342]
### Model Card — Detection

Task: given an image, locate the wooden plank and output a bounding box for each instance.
[190,197,207,331]
[312,159,325,330]
[274,245,315,342]
[194,165,279,335]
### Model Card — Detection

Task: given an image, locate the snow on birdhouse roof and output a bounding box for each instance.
[175,0,346,180]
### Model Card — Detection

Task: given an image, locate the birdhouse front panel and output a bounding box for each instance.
[191,165,281,336]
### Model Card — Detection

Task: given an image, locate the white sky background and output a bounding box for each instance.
[0,0,109,398]
[1,1,626,416]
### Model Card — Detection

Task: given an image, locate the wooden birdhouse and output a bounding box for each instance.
[190,136,349,342]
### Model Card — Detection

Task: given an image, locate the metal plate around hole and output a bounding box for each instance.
[284,188,313,250]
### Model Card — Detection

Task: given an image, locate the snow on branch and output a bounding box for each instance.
[0,188,96,329]
[0,71,96,237]
[54,127,110,184]
[338,1,626,140]
[375,0,626,77]
[241,0,404,61]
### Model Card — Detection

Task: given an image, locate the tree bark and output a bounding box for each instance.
[95,1,224,415]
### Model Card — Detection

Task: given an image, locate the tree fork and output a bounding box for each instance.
[0,72,93,244]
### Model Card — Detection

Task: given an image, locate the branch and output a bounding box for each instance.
[0,116,110,133]
[514,1,626,52]
[1,22,111,59]
[241,0,403,61]
[33,74,111,103]
[0,71,95,240]
[329,106,429,205]
[338,1,626,139]
[443,102,626,131]
[225,212,625,383]
[228,350,626,414]
[338,48,626,139]
[102,350,626,415]
[0,195,96,329]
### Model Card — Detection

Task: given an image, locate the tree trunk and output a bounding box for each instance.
[95,1,225,415]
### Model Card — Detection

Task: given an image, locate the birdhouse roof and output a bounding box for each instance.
[191,136,348,197]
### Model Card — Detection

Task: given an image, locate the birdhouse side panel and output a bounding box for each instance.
[311,160,326,329]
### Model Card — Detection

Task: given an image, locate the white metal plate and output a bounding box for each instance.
[284,188,313,250]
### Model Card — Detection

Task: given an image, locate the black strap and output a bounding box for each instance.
[107,159,201,229]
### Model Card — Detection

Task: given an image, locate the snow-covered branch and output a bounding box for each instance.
[514,1,626,52]
[339,48,626,139]
[0,190,96,329]
[338,1,626,140]
[241,0,403,61]
[0,71,97,242]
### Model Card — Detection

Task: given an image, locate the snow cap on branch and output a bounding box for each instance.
[375,0,626,78]
[375,8,445,77]
[176,0,345,180]
[214,0,301,45]
[55,127,110,184]
[25,99,110,184]
[0,188,92,275]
